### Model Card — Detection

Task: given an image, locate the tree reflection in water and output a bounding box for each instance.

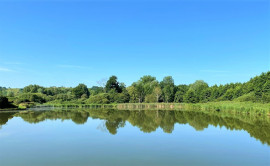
[0,109,269,145]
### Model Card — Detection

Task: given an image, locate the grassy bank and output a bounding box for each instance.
[116,101,270,115]
[32,101,270,116]
[0,107,26,111]
[36,103,117,109]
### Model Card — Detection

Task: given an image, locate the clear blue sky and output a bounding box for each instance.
[0,0,269,88]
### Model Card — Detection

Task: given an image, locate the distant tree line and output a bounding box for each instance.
[0,71,269,106]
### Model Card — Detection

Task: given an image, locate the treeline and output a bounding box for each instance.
[0,71,269,106]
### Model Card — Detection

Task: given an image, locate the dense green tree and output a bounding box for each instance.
[153,86,162,102]
[108,89,130,103]
[72,84,90,99]
[190,80,208,92]
[262,93,270,103]
[174,85,188,103]
[7,91,14,97]
[105,76,122,93]
[55,92,74,101]
[131,82,144,103]
[138,75,158,96]
[201,88,212,102]
[89,86,104,96]
[145,94,156,103]
[130,75,158,102]
[223,88,234,100]
[160,76,175,102]
[0,87,7,96]
[209,85,220,100]
[184,89,197,103]
[233,85,243,99]
[0,96,10,108]
[87,93,110,104]
[263,80,270,93]
[189,80,209,101]
[23,85,44,93]
[127,86,138,103]
[14,93,46,104]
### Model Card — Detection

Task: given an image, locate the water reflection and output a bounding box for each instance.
[0,112,15,129]
[0,109,269,145]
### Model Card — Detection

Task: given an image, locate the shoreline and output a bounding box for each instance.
[1,101,269,116]
[23,101,270,116]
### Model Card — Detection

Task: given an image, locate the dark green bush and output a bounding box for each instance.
[87,93,110,104]
[15,93,46,104]
[0,96,9,108]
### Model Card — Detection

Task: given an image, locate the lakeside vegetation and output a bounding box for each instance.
[116,102,270,115]
[35,101,270,115]
[0,71,269,111]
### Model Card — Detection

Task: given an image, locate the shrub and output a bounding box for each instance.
[87,93,110,104]
[0,96,9,108]
[235,92,257,102]
[145,94,156,103]
[15,93,46,104]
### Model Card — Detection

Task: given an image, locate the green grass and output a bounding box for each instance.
[184,101,270,115]
[38,103,117,109]
[33,101,270,115]
[116,101,270,115]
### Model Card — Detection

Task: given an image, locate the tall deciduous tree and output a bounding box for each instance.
[127,86,138,103]
[160,76,175,103]
[153,86,162,102]
[174,85,188,103]
[184,89,197,103]
[132,82,144,103]
[72,84,90,99]
[105,76,122,93]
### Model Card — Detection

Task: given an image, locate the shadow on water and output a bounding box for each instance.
[0,109,269,145]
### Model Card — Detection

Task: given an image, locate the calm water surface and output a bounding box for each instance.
[0,109,269,166]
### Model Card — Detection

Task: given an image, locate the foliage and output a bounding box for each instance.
[0,96,10,108]
[105,76,122,93]
[0,71,269,106]
[23,84,44,93]
[153,86,162,102]
[87,93,110,104]
[160,76,175,102]
[145,94,156,103]
[72,84,90,99]
[108,89,130,103]
[89,86,104,96]
[174,85,189,103]
[14,93,46,104]
[129,75,158,103]
[127,86,138,103]
[184,89,197,103]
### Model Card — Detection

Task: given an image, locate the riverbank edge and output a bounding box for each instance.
[27,101,270,115]
[0,108,26,112]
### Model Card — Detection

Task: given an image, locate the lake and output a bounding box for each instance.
[0,108,269,166]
